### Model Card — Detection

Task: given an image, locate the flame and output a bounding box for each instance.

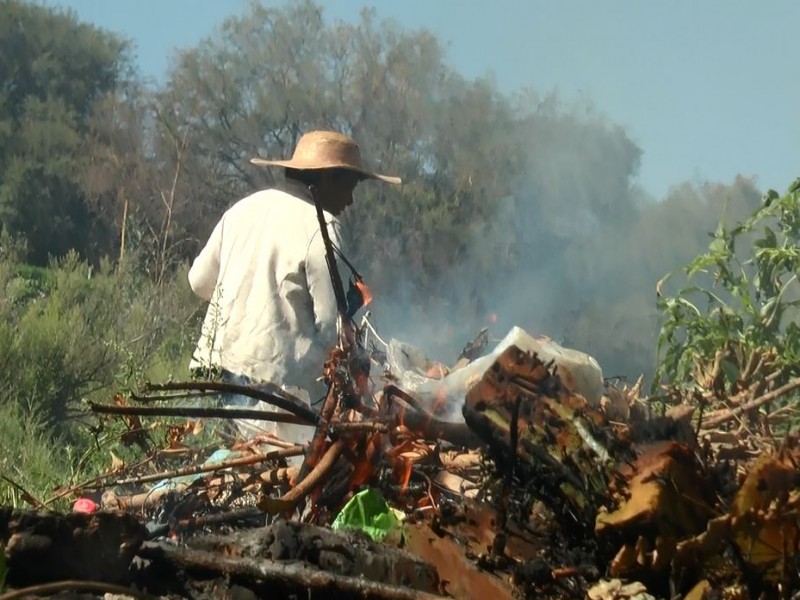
[349,435,378,488]
[395,458,413,494]
[488,312,498,324]
[355,280,373,306]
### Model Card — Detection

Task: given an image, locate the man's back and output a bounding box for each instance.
[188,184,340,397]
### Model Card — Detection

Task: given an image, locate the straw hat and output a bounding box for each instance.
[250,130,401,185]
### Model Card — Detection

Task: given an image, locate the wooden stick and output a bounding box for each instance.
[259,440,344,514]
[105,446,304,487]
[142,380,318,422]
[89,402,314,425]
[297,383,340,483]
[0,581,158,600]
[330,421,389,434]
[176,506,265,529]
[282,439,343,504]
[44,455,155,505]
[701,377,800,428]
[138,542,446,600]
[105,467,297,512]
[0,475,45,509]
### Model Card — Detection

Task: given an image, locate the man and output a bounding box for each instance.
[187,130,400,440]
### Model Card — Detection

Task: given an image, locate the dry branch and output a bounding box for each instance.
[0,580,158,600]
[330,421,390,434]
[89,401,314,425]
[138,542,446,600]
[105,446,304,487]
[260,439,345,513]
[701,377,800,429]
[142,380,318,422]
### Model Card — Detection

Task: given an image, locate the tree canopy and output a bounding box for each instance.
[0,0,130,263]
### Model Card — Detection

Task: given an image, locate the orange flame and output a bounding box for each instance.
[355,280,373,307]
[349,435,378,489]
[395,458,413,494]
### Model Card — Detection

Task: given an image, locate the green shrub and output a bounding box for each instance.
[0,401,73,508]
[0,249,202,470]
[655,177,800,406]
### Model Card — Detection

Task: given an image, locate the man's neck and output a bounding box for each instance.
[274,177,315,205]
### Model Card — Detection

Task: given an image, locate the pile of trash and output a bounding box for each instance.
[1,325,799,600]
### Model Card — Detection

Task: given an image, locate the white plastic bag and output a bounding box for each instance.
[397,326,604,421]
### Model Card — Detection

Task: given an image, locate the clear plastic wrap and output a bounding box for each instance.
[385,326,604,421]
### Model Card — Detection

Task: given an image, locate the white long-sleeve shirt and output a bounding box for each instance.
[188,181,341,400]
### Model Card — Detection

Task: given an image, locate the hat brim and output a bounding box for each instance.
[250,157,401,185]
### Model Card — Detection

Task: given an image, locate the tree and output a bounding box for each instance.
[0,0,130,264]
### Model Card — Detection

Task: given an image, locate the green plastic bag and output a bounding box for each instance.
[331,488,405,542]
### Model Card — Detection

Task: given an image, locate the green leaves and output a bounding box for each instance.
[654,179,800,396]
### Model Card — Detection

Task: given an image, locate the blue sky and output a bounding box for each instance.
[42,0,799,200]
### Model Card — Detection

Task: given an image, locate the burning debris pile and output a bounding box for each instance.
[2,325,800,600]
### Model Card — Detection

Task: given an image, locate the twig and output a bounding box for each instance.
[45,455,155,505]
[143,380,317,422]
[260,439,344,514]
[297,382,340,483]
[89,402,314,425]
[138,542,445,600]
[281,439,343,505]
[330,421,390,434]
[177,506,266,529]
[234,433,298,449]
[106,446,304,487]
[702,377,800,429]
[130,391,220,402]
[0,581,158,600]
[0,475,45,509]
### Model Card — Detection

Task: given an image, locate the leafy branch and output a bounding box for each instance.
[654,177,800,430]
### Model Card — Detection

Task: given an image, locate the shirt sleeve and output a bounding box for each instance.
[188,216,225,301]
[305,217,343,349]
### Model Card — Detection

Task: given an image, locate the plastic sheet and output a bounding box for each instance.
[385,326,604,421]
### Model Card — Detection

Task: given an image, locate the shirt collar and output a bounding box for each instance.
[274,178,315,205]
